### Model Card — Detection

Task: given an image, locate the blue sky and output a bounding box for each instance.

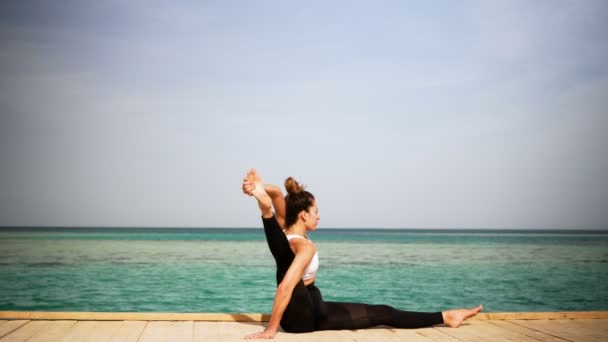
[1,1,607,228]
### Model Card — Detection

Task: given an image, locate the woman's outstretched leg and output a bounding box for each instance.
[317,302,483,330]
[262,215,295,283]
[242,169,294,283]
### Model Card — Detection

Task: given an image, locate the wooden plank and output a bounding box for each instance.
[416,327,465,341]
[0,320,29,339]
[272,328,309,342]
[433,322,484,342]
[135,321,164,342]
[138,321,193,342]
[463,320,550,341]
[23,320,76,342]
[82,321,125,342]
[565,319,608,334]
[232,322,298,342]
[341,328,403,342]
[165,321,193,342]
[297,329,354,342]
[486,320,571,342]
[219,321,253,339]
[510,319,607,342]
[269,328,309,342]
[195,321,282,342]
[0,321,49,342]
[500,319,577,341]
[193,321,221,341]
[435,321,512,342]
[509,319,574,340]
[0,321,74,342]
[540,319,608,342]
[55,321,98,341]
[381,328,436,341]
[109,321,147,342]
[57,320,125,342]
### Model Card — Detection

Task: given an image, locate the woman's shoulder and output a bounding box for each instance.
[288,236,316,253]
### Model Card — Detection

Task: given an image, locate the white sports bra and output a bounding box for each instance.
[285,234,319,281]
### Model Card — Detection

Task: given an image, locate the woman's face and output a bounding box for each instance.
[304,201,320,231]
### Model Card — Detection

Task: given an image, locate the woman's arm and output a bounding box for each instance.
[245,240,316,339]
[264,184,286,228]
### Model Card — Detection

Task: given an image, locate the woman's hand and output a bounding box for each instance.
[244,328,277,339]
[242,168,273,217]
[242,178,255,196]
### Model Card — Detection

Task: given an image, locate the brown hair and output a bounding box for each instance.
[284,177,315,228]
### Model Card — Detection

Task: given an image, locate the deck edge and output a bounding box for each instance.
[0,311,270,321]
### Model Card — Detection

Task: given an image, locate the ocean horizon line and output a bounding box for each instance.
[1,226,606,233]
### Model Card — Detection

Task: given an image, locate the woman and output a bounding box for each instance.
[241,169,483,339]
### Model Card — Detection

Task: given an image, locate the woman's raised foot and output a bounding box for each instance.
[247,168,264,192]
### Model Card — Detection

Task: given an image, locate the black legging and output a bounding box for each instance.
[262,215,444,333]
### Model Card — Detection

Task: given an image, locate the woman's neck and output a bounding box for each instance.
[285,221,307,237]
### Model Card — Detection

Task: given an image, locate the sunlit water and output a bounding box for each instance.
[1,228,607,313]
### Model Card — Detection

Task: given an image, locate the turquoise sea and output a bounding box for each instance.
[1,228,607,314]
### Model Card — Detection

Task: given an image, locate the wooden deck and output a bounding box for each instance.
[0,311,607,341]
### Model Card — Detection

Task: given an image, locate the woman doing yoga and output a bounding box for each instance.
[242,169,483,339]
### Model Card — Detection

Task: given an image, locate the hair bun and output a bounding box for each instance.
[285,177,306,195]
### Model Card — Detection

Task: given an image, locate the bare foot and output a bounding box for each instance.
[242,168,273,212]
[248,168,264,192]
[242,168,264,196]
[442,305,483,328]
